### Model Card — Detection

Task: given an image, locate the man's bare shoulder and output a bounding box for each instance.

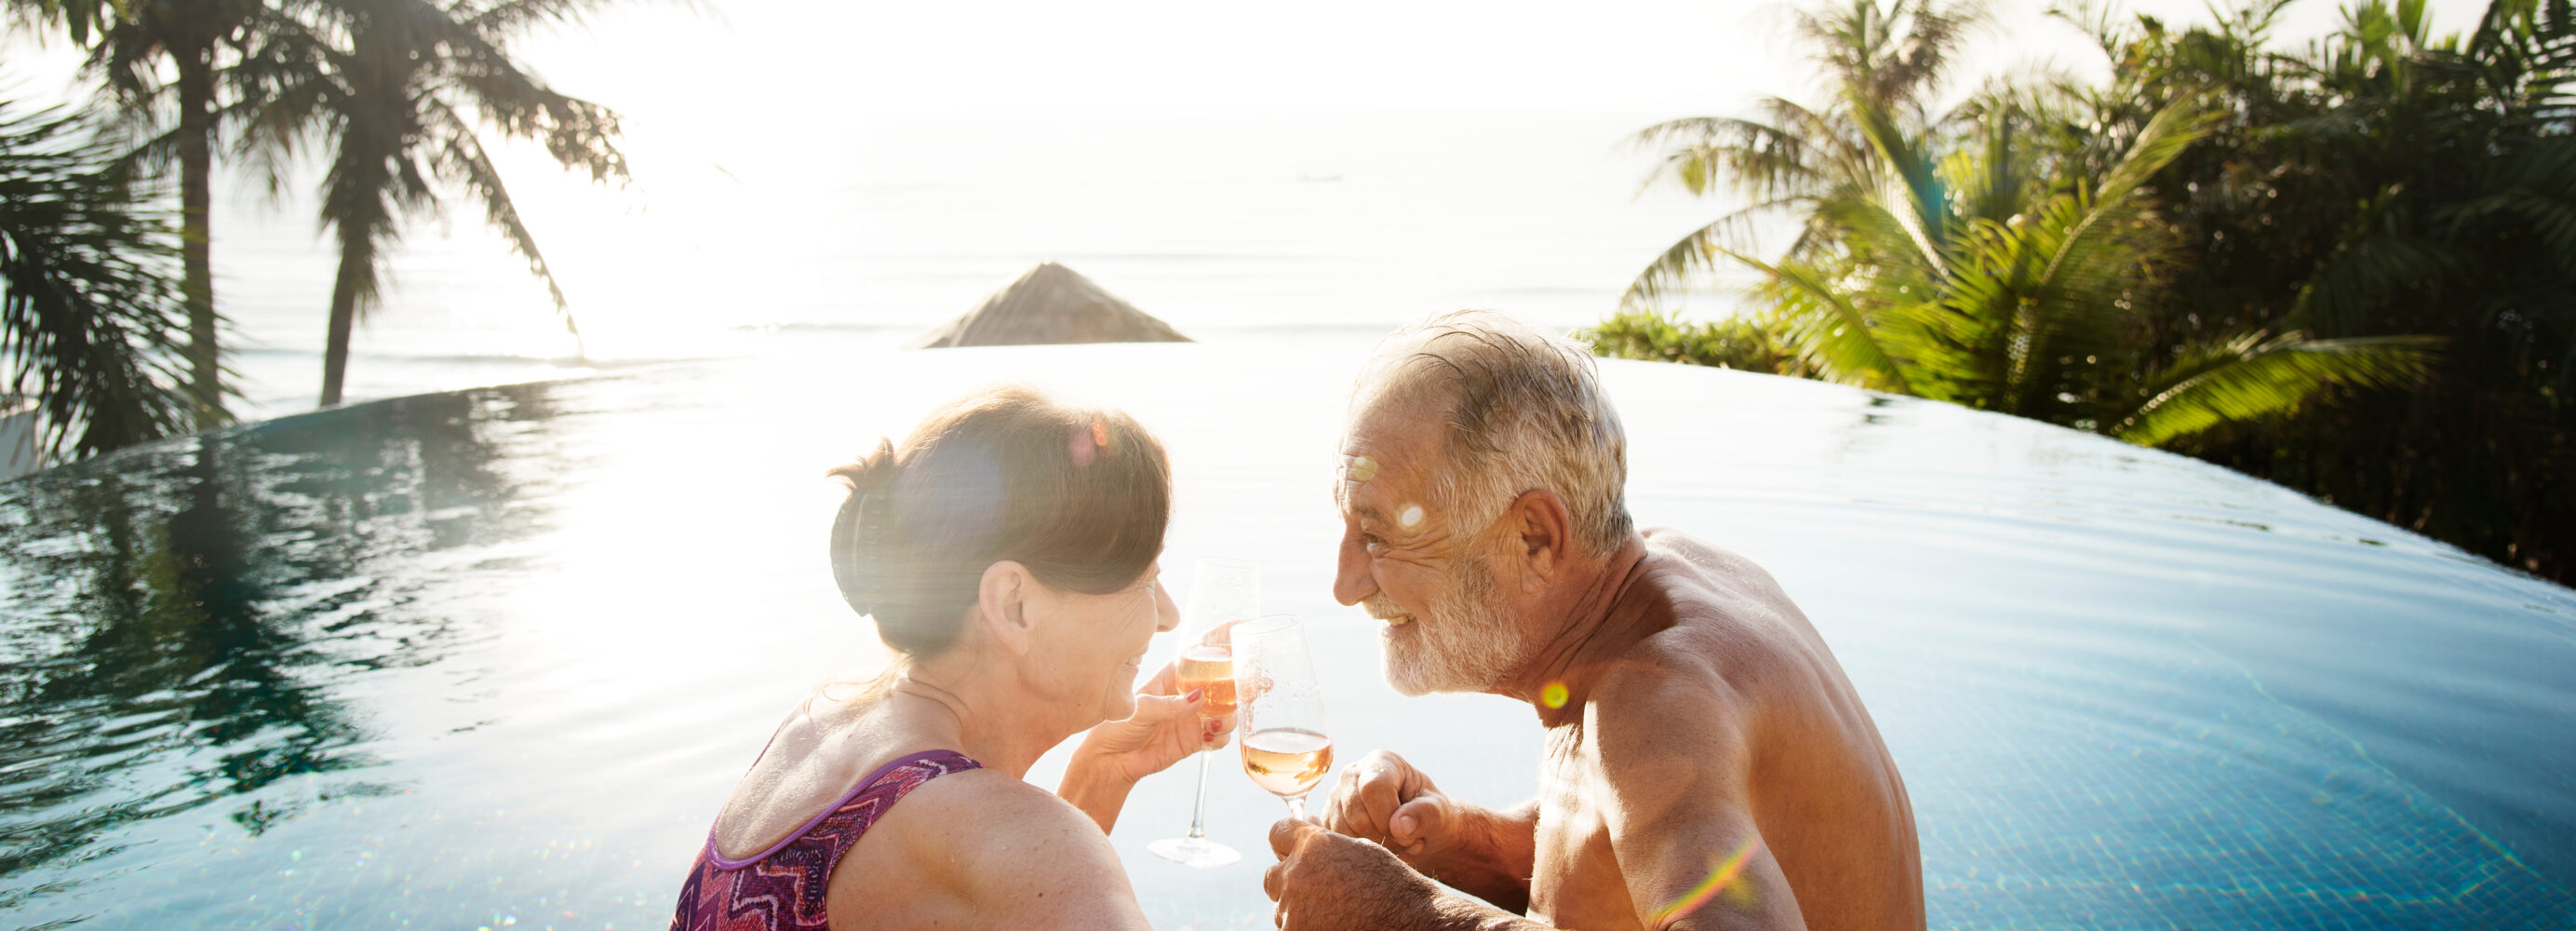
[1576,624,1758,815]
[1622,529,1817,668]
[1637,527,1800,607]
[1581,529,1845,754]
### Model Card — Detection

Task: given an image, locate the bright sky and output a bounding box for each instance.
[512,0,2498,119]
[2,0,2506,399]
[10,0,2503,167]
[10,0,2502,123]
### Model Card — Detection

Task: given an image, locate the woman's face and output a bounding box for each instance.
[1026,561,1178,723]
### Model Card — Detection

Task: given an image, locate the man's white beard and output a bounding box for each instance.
[1379,553,1533,696]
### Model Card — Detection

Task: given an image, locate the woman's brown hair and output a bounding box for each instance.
[826,385,1171,658]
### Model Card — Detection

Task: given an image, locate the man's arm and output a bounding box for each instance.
[1268,818,1550,931]
[1439,797,1540,911]
[1592,668,1805,931]
[1324,750,1539,911]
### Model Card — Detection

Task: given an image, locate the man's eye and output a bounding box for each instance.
[1362,533,1387,552]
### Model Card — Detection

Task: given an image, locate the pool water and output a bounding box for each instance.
[3,337,2570,930]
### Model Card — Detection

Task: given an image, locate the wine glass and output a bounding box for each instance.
[1231,614,1332,820]
[1147,558,1258,868]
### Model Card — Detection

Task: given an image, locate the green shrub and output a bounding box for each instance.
[1576,308,1813,379]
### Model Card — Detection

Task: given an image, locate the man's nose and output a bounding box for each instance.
[1332,524,1375,606]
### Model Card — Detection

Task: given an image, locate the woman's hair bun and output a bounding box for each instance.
[826,438,899,617]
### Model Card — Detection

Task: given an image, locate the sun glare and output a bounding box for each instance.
[1649,837,1765,925]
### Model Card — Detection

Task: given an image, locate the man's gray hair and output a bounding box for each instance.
[1358,310,1633,557]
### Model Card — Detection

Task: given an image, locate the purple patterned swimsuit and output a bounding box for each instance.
[669,749,982,931]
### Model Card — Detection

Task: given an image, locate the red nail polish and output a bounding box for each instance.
[1185,687,1204,701]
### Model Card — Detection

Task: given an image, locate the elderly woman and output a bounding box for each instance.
[670,385,1223,930]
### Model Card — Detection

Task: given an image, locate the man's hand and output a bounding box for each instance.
[1327,750,1463,862]
[1324,751,1536,911]
[1265,817,1448,931]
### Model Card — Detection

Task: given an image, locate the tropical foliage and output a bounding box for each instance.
[7,0,631,441]
[1607,0,2436,446]
[1584,307,1817,378]
[2088,0,2576,578]
[14,0,282,430]
[0,100,196,459]
[1603,0,2576,581]
[239,0,625,407]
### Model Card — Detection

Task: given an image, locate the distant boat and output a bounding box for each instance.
[1,396,45,480]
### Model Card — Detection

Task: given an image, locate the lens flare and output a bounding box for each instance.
[1647,837,1764,925]
[1399,504,1425,528]
[1540,681,1569,708]
[1342,455,1378,483]
[1068,423,1098,467]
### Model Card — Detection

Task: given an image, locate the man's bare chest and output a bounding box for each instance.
[1528,732,1643,930]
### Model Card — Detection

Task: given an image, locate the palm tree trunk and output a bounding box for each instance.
[176,35,222,429]
[319,224,367,408]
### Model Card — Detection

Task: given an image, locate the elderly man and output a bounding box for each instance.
[1264,311,1921,931]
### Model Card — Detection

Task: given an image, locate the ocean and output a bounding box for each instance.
[208,108,1741,421]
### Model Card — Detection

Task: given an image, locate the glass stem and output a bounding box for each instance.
[1185,745,1214,840]
[1285,794,1307,822]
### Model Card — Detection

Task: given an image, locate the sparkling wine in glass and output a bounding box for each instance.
[1232,614,1333,820]
[1147,558,1258,868]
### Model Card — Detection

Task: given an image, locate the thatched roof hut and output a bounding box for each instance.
[909,263,1191,348]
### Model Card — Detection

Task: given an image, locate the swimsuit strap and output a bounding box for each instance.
[794,749,983,868]
[671,749,983,931]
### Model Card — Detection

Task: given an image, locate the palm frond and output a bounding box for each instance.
[1632,109,1833,201]
[2109,332,2441,446]
[2092,94,2212,203]
[1732,248,1923,394]
[455,0,687,37]
[0,101,197,459]
[422,97,579,347]
[1626,203,1811,309]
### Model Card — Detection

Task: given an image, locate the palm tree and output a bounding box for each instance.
[88,0,280,431]
[0,99,196,460]
[2067,0,2576,576]
[242,0,624,408]
[1623,0,2435,449]
[1622,0,1981,309]
[13,0,279,431]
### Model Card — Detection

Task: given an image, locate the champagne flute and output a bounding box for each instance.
[1232,614,1333,820]
[1147,558,1258,868]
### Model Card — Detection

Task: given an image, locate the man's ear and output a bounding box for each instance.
[1508,489,1575,587]
[975,560,1036,656]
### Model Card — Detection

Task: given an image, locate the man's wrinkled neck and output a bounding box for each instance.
[1500,533,1652,726]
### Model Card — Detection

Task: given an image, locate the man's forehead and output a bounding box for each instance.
[1337,407,1446,523]
[1338,452,1380,484]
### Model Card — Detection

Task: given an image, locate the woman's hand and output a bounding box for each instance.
[1059,625,1240,832]
[1084,681,1236,784]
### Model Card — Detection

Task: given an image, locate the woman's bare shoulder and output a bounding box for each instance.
[839,768,1149,929]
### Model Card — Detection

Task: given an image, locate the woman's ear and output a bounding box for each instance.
[975,560,1036,656]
